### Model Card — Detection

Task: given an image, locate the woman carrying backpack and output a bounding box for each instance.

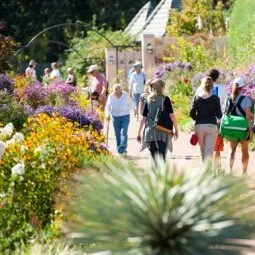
[224,78,253,174]
[137,79,179,160]
[190,76,222,163]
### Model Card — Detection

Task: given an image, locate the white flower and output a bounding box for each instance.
[11,163,25,176]
[5,138,15,146]
[20,145,28,153]
[1,123,14,137]
[0,141,5,157]
[0,193,6,198]
[13,132,24,142]
[34,146,42,153]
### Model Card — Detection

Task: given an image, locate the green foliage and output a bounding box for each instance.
[168,0,227,36]
[63,29,134,79]
[1,0,146,62]
[0,28,18,73]
[166,36,222,73]
[0,91,28,131]
[228,0,255,67]
[68,159,255,254]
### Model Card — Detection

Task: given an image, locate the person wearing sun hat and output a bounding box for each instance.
[25,60,37,80]
[224,77,253,174]
[88,64,108,106]
[129,61,146,121]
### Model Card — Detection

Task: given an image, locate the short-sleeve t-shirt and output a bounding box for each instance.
[224,94,252,116]
[143,96,173,117]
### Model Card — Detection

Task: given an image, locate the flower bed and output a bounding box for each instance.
[0,114,109,251]
[0,74,107,251]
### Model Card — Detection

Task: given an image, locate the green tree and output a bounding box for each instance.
[0,0,147,62]
[228,0,255,67]
[63,29,133,79]
[168,0,227,36]
[0,24,17,72]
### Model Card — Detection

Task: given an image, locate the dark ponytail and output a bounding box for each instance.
[231,84,241,101]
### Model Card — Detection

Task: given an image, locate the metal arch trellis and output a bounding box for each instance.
[14,23,115,57]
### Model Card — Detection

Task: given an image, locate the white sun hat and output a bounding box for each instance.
[233,77,246,88]
[87,65,99,73]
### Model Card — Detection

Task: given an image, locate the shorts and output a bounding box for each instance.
[133,93,141,109]
[214,135,224,152]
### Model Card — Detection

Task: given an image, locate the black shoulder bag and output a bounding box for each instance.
[154,97,173,134]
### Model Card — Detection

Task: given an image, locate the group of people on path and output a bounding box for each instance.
[25,60,76,86]
[26,59,254,174]
[104,62,254,174]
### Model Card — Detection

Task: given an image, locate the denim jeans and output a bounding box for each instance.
[133,93,141,109]
[112,114,130,154]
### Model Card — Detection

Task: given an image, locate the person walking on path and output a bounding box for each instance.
[202,69,227,168]
[129,61,146,121]
[65,67,77,87]
[139,79,152,118]
[137,79,179,160]
[50,62,62,80]
[190,76,222,163]
[88,64,108,107]
[105,84,132,155]
[224,77,253,174]
[25,60,37,80]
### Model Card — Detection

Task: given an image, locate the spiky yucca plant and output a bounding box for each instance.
[15,241,81,255]
[68,159,255,255]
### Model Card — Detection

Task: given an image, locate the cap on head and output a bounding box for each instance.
[29,60,37,66]
[133,61,142,69]
[87,65,99,73]
[233,77,245,88]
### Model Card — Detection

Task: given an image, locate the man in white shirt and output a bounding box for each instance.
[25,60,37,80]
[50,62,62,80]
[128,61,146,121]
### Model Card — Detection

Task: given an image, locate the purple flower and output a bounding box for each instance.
[153,62,193,80]
[0,74,14,94]
[35,105,55,116]
[56,106,103,131]
[24,105,35,115]
[23,82,46,109]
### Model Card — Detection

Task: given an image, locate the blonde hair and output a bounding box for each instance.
[201,76,213,93]
[148,79,165,102]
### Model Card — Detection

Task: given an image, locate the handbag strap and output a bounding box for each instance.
[161,96,165,111]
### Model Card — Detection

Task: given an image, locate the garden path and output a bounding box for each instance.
[106,117,255,254]
[106,116,255,175]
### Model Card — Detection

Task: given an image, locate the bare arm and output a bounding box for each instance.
[137,116,147,141]
[170,113,179,140]
[246,107,253,138]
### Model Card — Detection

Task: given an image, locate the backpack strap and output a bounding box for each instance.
[227,96,246,117]
[235,95,246,117]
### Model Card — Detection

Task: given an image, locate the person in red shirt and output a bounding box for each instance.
[87,65,108,106]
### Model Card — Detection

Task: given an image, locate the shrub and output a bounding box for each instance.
[0,23,18,73]
[0,73,14,94]
[34,105,103,131]
[68,160,255,254]
[167,0,227,37]
[0,91,28,131]
[228,0,255,67]
[0,114,109,251]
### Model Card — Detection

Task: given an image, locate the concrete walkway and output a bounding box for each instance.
[105,117,255,255]
[106,116,255,175]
